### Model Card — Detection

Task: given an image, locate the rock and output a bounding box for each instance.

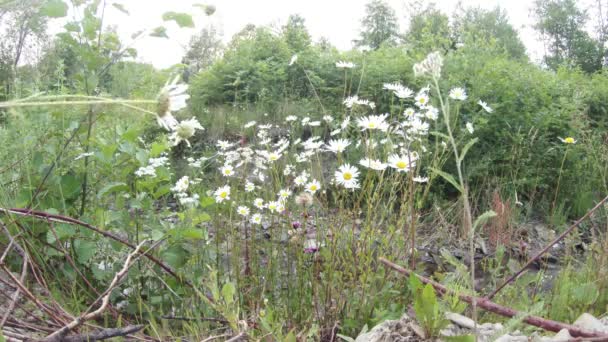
[494,334,528,342]
[573,313,608,334]
[445,312,475,330]
[355,314,415,342]
[539,328,572,342]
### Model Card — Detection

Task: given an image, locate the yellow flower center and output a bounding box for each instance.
[220,192,227,198]
[269,155,278,161]
[310,185,317,191]
[368,123,376,129]
[396,161,407,169]
[564,137,575,144]
[343,172,352,180]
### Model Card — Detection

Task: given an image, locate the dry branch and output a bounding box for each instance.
[42,240,148,342]
[487,194,608,299]
[59,324,145,342]
[379,257,608,339]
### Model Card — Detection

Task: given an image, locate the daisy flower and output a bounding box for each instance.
[414,93,429,108]
[253,198,265,209]
[214,185,231,203]
[478,100,493,113]
[413,176,429,183]
[305,179,321,194]
[278,189,292,201]
[220,164,234,177]
[336,61,355,68]
[388,154,417,172]
[250,213,263,225]
[359,158,387,171]
[403,108,416,117]
[245,181,255,192]
[413,51,443,78]
[170,117,204,147]
[156,76,188,130]
[335,164,360,189]
[325,139,351,154]
[171,176,190,193]
[466,122,474,134]
[289,54,298,66]
[559,137,576,144]
[357,114,389,132]
[267,201,280,213]
[449,87,467,101]
[237,206,250,217]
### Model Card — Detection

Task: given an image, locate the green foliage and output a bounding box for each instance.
[356,0,400,49]
[409,275,448,338]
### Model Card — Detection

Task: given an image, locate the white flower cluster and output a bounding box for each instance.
[135,155,169,178]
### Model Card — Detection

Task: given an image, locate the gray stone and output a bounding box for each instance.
[573,313,608,334]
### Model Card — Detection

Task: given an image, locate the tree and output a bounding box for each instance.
[282,14,312,52]
[533,0,604,72]
[355,0,399,49]
[452,6,527,60]
[404,4,452,54]
[182,25,223,78]
[0,0,48,98]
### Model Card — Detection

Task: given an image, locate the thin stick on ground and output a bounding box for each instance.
[0,253,28,328]
[379,257,608,339]
[42,240,149,342]
[486,193,608,300]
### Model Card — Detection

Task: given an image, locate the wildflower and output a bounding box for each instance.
[220,164,234,177]
[254,198,265,209]
[303,239,321,253]
[334,164,360,189]
[449,87,467,101]
[278,189,292,200]
[424,106,439,120]
[295,192,314,206]
[294,173,308,186]
[413,51,443,78]
[478,100,493,113]
[267,201,280,213]
[343,95,375,109]
[75,152,94,161]
[305,179,321,194]
[237,206,250,217]
[170,117,204,147]
[289,54,298,66]
[384,83,413,99]
[336,61,355,68]
[285,115,298,122]
[388,153,417,172]
[171,176,190,193]
[179,194,200,207]
[413,176,429,183]
[308,121,321,127]
[323,115,334,123]
[466,122,474,134]
[559,137,577,144]
[330,128,341,136]
[325,139,351,154]
[156,77,189,130]
[414,93,429,108]
[214,185,231,203]
[266,151,281,162]
[403,108,416,117]
[357,114,389,132]
[244,181,256,192]
[244,121,257,128]
[359,158,387,171]
[341,116,351,129]
[250,213,263,225]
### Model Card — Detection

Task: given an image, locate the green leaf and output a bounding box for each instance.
[458,138,478,162]
[430,167,463,193]
[444,335,476,342]
[221,282,235,305]
[97,182,129,199]
[75,240,96,264]
[40,0,68,18]
[150,26,169,39]
[162,245,187,268]
[200,196,215,208]
[46,224,76,244]
[60,173,81,198]
[430,131,450,142]
[336,334,355,342]
[162,11,195,28]
[111,2,129,15]
[472,210,497,232]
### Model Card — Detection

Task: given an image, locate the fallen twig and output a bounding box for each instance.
[60,324,145,342]
[0,253,28,328]
[486,194,608,299]
[42,240,148,342]
[379,257,608,339]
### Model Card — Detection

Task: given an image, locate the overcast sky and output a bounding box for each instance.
[50,0,598,68]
